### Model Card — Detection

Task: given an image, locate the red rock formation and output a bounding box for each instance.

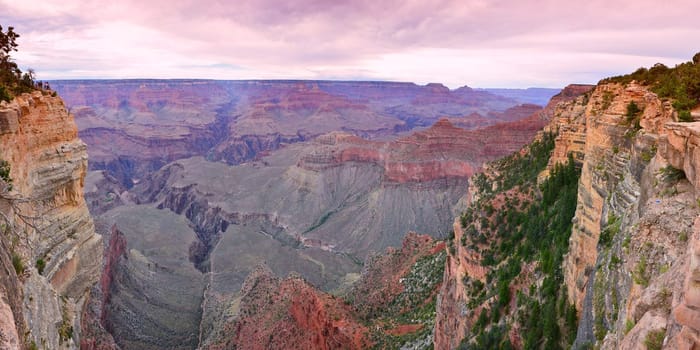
[299,109,553,184]
[52,80,524,185]
[206,266,370,350]
[203,233,445,349]
[348,232,445,318]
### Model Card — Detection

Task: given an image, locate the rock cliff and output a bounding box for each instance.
[434,84,592,350]
[559,82,695,349]
[433,55,700,350]
[0,91,102,349]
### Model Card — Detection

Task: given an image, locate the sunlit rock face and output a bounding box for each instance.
[0,91,102,349]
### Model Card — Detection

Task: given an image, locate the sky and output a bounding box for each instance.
[1,0,699,88]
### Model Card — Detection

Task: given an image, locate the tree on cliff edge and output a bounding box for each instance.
[0,25,34,102]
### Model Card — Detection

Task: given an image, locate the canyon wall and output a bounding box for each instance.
[559,82,694,349]
[434,75,700,350]
[434,84,593,350]
[0,91,102,349]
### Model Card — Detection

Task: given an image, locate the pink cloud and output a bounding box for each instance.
[1,0,698,87]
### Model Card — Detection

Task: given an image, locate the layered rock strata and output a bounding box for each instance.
[0,91,102,349]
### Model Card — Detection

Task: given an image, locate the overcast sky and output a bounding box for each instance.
[1,0,698,88]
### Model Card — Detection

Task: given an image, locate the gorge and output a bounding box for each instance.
[2,51,700,350]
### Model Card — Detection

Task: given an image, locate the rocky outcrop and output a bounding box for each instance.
[563,82,673,312]
[299,111,551,184]
[661,123,700,349]
[204,265,370,350]
[0,91,102,349]
[433,218,479,350]
[0,232,25,350]
[203,233,445,349]
[674,216,700,350]
[79,226,123,350]
[348,233,445,318]
[474,79,700,349]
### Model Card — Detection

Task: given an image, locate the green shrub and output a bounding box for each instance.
[12,253,24,275]
[625,319,635,334]
[641,146,657,163]
[58,304,74,344]
[0,160,12,191]
[660,165,686,182]
[0,86,10,102]
[626,101,642,121]
[679,110,693,122]
[633,256,650,287]
[36,258,46,275]
[644,329,666,350]
[602,53,700,118]
[600,213,621,248]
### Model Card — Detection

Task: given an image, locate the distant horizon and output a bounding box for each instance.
[2,0,698,88]
[43,77,567,90]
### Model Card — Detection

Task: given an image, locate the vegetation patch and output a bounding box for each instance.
[1,26,38,102]
[0,160,12,191]
[457,132,581,349]
[633,256,650,287]
[35,258,46,275]
[603,53,700,121]
[659,165,686,183]
[599,213,621,248]
[12,252,24,275]
[644,329,666,350]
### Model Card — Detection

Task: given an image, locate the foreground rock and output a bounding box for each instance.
[203,233,446,349]
[0,91,102,349]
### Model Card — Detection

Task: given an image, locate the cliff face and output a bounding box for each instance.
[433,84,592,350]
[0,91,102,349]
[562,83,668,312]
[433,74,700,349]
[557,82,697,349]
[435,72,700,349]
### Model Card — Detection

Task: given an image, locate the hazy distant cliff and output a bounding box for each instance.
[0,91,102,349]
[51,80,528,188]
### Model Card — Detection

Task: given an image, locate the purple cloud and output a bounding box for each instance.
[1,0,698,87]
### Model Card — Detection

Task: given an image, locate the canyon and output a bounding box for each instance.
[50,80,537,188]
[37,80,553,349]
[2,55,699,350]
